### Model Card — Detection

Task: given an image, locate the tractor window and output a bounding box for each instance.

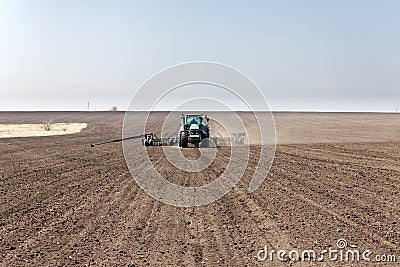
[188,117,201,125]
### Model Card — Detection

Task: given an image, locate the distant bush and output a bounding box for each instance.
[42,119,53,131]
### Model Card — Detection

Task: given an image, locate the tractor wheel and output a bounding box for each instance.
[200,132,210,148]
[200,138,209,148]
[179,132,188,148]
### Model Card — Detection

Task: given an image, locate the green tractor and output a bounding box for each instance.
[178,114,210,148]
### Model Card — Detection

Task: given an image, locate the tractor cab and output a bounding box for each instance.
[179,114,210,148]
[181,114,208,128]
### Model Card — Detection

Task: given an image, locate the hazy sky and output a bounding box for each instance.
[1,0,399,111]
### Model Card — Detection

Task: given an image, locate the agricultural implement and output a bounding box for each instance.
[90,113,248,148]
[142,133,176,146]
[90,113,210,148]
[90,133,174,147]
[90,134,144,147]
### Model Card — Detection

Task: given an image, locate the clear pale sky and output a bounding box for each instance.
[0,0,399,111]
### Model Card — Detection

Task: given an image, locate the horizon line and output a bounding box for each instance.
[0,110,399,114]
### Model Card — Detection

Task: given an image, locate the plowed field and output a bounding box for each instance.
[1,112,399,266]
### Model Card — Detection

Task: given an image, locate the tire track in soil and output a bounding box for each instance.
[281,145,400,176]
[229,186,290,254]
[259,152,399,256]
[148,160,202,266]
[1,174,125,264]
[277,150,400,212]
[72,155,167,265]
[132,153,196,266]
[100,196,158,266]
[0,159,119,217]
[193,150,244,266]
[287,187,398,251]
[2,142,145,265]
[143,147,244,266]
[5,175,134,265]
[193,207,239,266]
[192,169,242,266]
[279,149,400,205]
[274,147,400,249]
